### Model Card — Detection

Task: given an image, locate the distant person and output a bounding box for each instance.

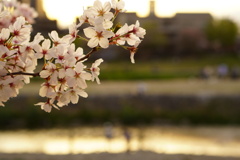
[137,82,147,96]
[103,122,113,152]
[230,67,240,79]
[217,64,228,79]
[199,66,213,79]
[123,127,131,153]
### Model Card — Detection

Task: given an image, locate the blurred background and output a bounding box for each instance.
[1,0,240,159]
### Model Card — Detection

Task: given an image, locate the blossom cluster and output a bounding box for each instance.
[80,0,146,63]
[35,30,103,112]
[0,15,41,105]
[0,0,146,112]
[0,0,37,30]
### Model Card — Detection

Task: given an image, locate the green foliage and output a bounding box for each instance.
[205,18,238,48]
[141,20,168,50]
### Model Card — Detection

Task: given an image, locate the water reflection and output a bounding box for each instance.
[0,126,240,157]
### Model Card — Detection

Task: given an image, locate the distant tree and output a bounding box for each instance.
[140,21,168,58]
[205,18,238,51]
[176,28,208,56]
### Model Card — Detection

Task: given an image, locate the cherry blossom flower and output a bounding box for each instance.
[91,0,114,20]
[59,87,88,106]
[112,23,129,45]
[129,20,146,39]
[84,21,114,48]
[91,58,104,84]
[67,62,91,89]
[0,28,10,43]
[65,22,79,43]
[34,39,52,59]
[35,100,59,113]
[39,82,56,98]
[70,45,85,61]
[40,62,58,85]
[111,0,125,12]
[49,44,68,64]
[48,30,71,46]
[9,16,31,44]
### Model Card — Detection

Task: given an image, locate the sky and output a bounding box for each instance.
[42,0,240,29]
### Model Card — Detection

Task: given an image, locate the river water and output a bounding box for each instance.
[0,126,239,157]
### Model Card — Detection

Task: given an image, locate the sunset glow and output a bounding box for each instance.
[42,0,240,29]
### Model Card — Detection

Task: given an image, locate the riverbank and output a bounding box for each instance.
[2,79,240,129]
[21,79,240,96]
[0,151,239,160]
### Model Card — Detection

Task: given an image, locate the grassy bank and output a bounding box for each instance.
[32,55,240,81]
[94,55,240,80]
[1,94,240,129]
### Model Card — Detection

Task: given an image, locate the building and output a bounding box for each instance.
[116,0,213,56]
[22,0,214,57]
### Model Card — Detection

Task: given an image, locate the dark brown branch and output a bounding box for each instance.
[77,47,98,62]
[3,71,40,77]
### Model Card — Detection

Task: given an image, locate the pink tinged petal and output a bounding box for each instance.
[127,36,139,46]
[13,16,25,30]
[35,102,44,107]
[45,54,53,60]
[103,2,111,12]
[40,70,51,78]
[33,33,44,44]
[118,1,125,10]
[75,47,84,58]
[103,20,113,29]
[39,86,48,97]
[99,38,109,48]
[104,12,114,20]
[84,28,96,38]
[77,79,87,89]
[42,103,52,113]
[103,30,114,38]
[94,0,103,11]
[49,72,58,85]
[42,39,51,50]
[138,28,146,38]
[70,94,79,104]
[59,93,70,105]
[52,104,60,110]
[88,37,99,48]
[82,72,92,80]
[75,62,84,71]
[135,20,140,27]
[57,100,65,107]
[58,69,66,78]
[117,39,125,45]
[49,31,59,40]
[66,77,75,87]
[94,58,104,67]
[33,44,42,53]
[94,17,104,27]
[117,24,129,35]
[130,52,135,64]
[66,68,75,77]
[95,76,101,84]
[0,61,6,70]
[1,28,10,40]
[78,90,88,98]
